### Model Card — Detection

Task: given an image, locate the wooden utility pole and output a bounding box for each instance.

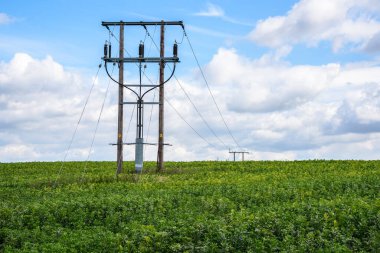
[157,21,165,172]
[116,24,124,175]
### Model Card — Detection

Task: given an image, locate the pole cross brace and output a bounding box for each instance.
[109,143,172,146]
[102,21,184,28]
[123,102,161,105]
[123,84,159,87]
[103,57,179,63]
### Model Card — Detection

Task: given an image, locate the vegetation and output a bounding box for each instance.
[0,160,379,252]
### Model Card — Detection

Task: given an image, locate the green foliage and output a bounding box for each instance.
[0,160,379,252]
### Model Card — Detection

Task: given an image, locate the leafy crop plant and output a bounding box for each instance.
[0,160,379,252]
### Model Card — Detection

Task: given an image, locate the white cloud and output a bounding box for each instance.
[249,0,380,52]
[0,53,236,162]
[190,47,380,158]
[309,134,380,159]
[0,143,39,161]
[253,151,297,161]
[203,48,341,113]
[146,45,380,159]
[0,53,117,162]
[0,13,14,25]
[194,3,254,26]
[195,3,224,17]
[2,48,380,162]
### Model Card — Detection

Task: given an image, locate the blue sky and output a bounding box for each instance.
[0,0,295,67]
[0,0,375,67]
[1,0,380,162]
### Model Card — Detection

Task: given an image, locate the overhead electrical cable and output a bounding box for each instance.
[126,103,136,138]
[165,97,215,148]
[108,26,168,89]
[81,64,115,181]
[107,27,139,136]
[109,25,159,155]
[144,26,159,154]
[54,63,102,187]
[108,26,219,150]
[183,28,242,150]
[144,27,229,149]
[170,68,228,150]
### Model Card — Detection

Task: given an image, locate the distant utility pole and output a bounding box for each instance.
[102,20,183,175]
[229,149,249,161]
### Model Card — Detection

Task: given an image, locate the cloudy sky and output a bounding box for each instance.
[1,0,380,162]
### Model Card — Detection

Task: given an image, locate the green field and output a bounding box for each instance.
[0,161,379,252]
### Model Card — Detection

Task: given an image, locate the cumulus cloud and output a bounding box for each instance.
[0,53,235,162]
[0,143,39,161]
[139,44,380,160]
[147,44,378,160]
[250,0,380,52]
[0,53,118,162]
[186,47,380,157]
[2,48,380,162]
[324,83,380,134]
[204,48,340,113]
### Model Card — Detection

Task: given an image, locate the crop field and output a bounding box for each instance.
[0,160,379,252]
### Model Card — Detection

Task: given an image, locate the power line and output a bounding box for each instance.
[145,87,158,155]
[54,63,102,187]
[110,26,215,147]
[108,27,158,96]
[183,28,242,151]
[143,25,159,155]
[126,104,135,138]
[115,102,135,177]
[165,97,215,148]
[107,25,221,153]
[110,25,160,157]
[171,74,228,149]
[81,64,115,181]
[144,26,229,149]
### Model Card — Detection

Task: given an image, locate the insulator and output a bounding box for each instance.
[173,43,178,57]
[108,44,112,58]
[104,43,108,58]
[139,43,144,58]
